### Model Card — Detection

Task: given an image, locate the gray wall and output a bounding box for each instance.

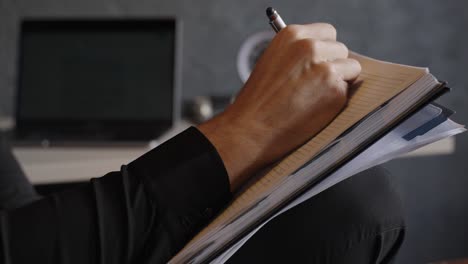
[1,0,467,262]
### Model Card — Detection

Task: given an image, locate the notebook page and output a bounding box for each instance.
[174,53,428,258]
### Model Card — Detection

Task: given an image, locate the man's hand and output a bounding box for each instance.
[198,23,361,191]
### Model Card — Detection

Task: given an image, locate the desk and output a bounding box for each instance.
[12,120,193,184]
[10,121,455,185]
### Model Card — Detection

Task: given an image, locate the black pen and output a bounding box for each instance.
[266,7,287,32]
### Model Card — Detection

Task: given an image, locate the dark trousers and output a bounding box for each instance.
[228,166,405,263]
[0,137,405,263]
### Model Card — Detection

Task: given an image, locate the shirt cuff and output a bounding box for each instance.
[127,127,232,218]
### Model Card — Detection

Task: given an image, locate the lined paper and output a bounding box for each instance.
[173,53,428,259]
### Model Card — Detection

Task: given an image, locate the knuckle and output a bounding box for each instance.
[316,62,336,78]
[315,63,347,98]
[295,39,320,55]
[320,23,337,39]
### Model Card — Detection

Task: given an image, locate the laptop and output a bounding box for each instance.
[14,18,182,145]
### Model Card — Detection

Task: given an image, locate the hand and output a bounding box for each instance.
[198,23,361,191]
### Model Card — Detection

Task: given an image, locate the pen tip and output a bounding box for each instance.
[266,7,275,18]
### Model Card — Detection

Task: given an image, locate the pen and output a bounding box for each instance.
[266,7,287,32]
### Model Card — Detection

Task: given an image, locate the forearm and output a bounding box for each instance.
[0,127,232,264]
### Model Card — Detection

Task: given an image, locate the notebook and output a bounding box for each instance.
[170,52,447,263]
[213,103,465,262]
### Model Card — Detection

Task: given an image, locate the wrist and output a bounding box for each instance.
[197,112,267,191]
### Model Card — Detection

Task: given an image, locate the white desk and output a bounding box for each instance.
[10,121,455,185]
[12,121,193,184]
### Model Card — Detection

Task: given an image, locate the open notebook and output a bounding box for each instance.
[170,52,446,263]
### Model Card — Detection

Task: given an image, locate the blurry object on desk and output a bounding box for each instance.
[14,18,182,145]
[0,114,14,144]
[237,31,274,83]
[0,116,14,132]
[184,30,276,125]
[183,95,233,124]
[185,96,213,123]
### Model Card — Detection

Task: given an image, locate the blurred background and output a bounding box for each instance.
[0,0,467,263]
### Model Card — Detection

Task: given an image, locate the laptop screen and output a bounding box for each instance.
[16,19,178,142]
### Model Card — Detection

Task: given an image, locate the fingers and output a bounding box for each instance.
[327,58,362,81]
[278,23,362,82]
[281,23,337,41]
[295,39,348,63]
[319,41,348,61]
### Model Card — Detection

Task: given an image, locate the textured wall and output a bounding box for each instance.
[1,0,467,262]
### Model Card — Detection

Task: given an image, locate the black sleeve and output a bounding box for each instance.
[0,127,232,264]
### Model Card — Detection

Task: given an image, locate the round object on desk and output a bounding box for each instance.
[237,31,274,83]
[191,96,214,123]
[0,116,14,132]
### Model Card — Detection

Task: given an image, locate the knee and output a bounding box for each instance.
[333,166,406,232]
[229,166,406,263]
[294,166,406,262]
[332,166,406,262]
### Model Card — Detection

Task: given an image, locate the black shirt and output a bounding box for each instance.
[0,127,232,263]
